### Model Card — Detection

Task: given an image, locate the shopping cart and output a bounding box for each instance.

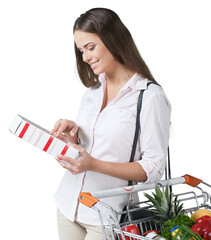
[79,175,211,240]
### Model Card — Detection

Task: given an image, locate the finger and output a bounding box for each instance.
[50,119,62,135]
[55,119,72,137]
[56,157,72,170]
[68,142,82,151]
[56,156,78,174]
[69,124,78,137]
[57,154,76,165]
[49,128,57,135]
[68,142,85,158]
[56,133,69,142]
[55,122,67,137]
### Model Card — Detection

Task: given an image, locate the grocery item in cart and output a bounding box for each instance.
[191,209,211,221]
[170,226,181,240]
[144,183,184,224]
[161,214,195,239]
[145,231,166,240]
[191,217,211,239]
[120,224,140,240]
[171,224,204,240]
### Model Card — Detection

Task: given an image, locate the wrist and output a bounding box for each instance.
[89,157,98,171]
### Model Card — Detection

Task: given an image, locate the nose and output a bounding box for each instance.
[82,51,91,63]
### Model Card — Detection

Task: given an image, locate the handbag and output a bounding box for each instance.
[120,82,171,224]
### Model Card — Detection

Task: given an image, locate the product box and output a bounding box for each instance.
[9,114,79,160]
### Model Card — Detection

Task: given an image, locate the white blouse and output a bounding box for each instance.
[54,73,171,225]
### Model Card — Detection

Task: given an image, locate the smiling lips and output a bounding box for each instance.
[90,60,99,69]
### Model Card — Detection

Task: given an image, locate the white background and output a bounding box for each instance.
[0,0,210,239]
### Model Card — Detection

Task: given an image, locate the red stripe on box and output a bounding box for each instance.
[43,136,54,152]
[61,145,69,155]
[19,123,30,138]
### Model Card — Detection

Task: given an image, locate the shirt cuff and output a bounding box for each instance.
[136,158,165,183]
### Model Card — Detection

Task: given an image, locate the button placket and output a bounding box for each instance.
[78,82,106,200]
[78,86,132,201]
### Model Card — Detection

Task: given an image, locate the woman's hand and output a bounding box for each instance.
[50,119,78,144]
[56,143,94,175]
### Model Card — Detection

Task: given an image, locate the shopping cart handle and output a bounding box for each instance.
[183,174,203,187]
[81,175,206,200]
[79,192,99,208]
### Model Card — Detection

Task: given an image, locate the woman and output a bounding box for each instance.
[51,7,171,240]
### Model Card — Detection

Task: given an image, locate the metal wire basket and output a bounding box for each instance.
[79,175,211,240]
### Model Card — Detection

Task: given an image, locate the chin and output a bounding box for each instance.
[93,69,103,76]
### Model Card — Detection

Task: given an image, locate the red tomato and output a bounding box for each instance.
[195,215,211,224]
[143,230,160,237]
[203,225,211,240]
[191,224,203,236]
[200,220,211,234]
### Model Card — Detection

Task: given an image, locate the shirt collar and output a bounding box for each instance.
[98,72,148,91]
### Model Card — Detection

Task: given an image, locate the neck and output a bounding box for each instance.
[105,63,135,88]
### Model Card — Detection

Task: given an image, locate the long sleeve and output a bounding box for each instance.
[136,85,171,183]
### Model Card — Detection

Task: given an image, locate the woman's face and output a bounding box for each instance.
[74,30,117,75]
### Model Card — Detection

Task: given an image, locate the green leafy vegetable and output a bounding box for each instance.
[161,214,195,240]
[172,224,203,240]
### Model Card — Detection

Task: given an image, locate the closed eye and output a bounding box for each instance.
[78,45,95,55]
[88,46,95,51]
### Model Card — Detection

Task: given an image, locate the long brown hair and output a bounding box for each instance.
[73,8,156,87]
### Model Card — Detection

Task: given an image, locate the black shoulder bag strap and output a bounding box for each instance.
[128,82,171,186]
